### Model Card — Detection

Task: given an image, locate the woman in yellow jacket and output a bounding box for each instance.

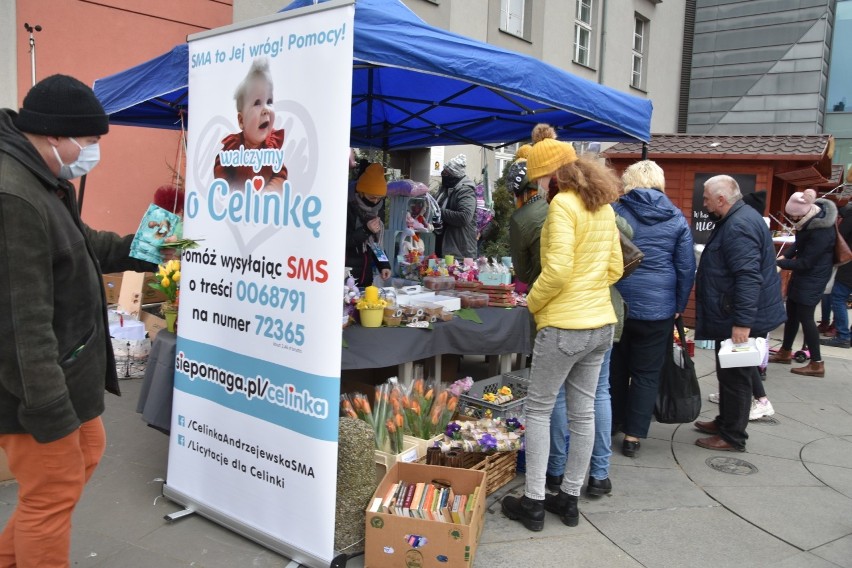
[502,130,623,532]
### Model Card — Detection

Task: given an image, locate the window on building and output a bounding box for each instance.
[501,0,524,38]
[495,143,519,178]
[574,0,594,66]
[631,15,648,90]
[826,0,852,113]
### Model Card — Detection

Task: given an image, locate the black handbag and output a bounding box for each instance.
[654,316,702,424]
[619,232,644,281]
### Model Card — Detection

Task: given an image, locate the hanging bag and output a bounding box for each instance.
[654,316,702,424]
[834,219,852,266]
[618,232,645,281]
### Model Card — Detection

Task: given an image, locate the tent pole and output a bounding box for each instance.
[367,68,374,142]
[641,143,648,160]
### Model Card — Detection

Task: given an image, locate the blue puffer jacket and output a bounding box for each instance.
[695,200,786,339]
[614,188,695,320]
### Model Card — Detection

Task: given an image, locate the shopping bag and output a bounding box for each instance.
[834,220,852,266]
[618,232,644,281]
[654,316,701,424]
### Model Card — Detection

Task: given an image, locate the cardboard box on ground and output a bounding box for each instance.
[102,271,168,306]
[104,271,169,340]
[365,462,486,568]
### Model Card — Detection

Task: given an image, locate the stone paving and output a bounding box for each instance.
[1,329,850,567]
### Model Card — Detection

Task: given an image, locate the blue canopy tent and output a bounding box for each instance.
[93,0,652,149]
[93,43,189,131]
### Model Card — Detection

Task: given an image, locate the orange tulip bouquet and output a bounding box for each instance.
[340,377,464,454]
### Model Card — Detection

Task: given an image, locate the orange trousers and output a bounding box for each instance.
[0,417,106,568]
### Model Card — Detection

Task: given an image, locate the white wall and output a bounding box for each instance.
[1,2,18,109]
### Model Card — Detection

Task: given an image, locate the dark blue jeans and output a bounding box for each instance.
[830,282,851,342]
[609,317,674,439]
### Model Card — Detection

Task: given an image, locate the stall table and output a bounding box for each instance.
[137,307,531,433]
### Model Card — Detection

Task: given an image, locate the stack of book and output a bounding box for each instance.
[367,480,479,525]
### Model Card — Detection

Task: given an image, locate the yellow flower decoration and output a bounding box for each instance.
[355,299,387,310]
[149,259,181,304]
[498,386,512,397]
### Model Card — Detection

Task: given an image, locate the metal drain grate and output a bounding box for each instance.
[706,456,758,475]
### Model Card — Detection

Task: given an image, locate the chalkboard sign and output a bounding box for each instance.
[692,173,757,244]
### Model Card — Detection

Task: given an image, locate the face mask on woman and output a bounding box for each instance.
[52,138,100,179]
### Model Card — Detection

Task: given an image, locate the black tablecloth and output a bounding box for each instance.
[138,308,532,433]
[341,307,532,369]
[136,330,177,434]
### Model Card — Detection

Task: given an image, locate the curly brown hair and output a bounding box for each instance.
[553,155,621,211]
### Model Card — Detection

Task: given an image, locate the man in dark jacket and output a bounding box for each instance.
[0,75,156,566]
[821,201,852,348]
[693,175,786,452]
[434,154,477,260]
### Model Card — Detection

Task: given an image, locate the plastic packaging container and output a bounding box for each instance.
[459,291,489,308]
[423,275,456,291]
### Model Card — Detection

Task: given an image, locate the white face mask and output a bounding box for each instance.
[52,138,100,179]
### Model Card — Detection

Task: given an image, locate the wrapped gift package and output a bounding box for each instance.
[718,337,766,368]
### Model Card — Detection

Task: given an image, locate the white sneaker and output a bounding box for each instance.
[708,393,719,404]
[749,399,775,420]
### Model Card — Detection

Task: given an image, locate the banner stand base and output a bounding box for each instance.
[164,507,195,523]
[330,551,364,568]
[162,483,333,568]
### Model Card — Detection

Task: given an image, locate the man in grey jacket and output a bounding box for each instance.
[434,153,477,260]
[0,75,156,566]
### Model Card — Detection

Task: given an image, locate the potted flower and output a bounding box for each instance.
[149,259,180,332]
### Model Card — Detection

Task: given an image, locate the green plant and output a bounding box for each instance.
[478,161,514,259]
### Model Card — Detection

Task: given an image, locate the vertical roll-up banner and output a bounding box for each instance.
[165,3,353,565]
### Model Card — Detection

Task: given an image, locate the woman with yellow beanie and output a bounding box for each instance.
[502,125,623,531]
[345,163,391,287]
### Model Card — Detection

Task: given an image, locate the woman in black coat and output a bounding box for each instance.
[769,189,837,377]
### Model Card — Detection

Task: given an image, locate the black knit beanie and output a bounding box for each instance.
[742,190,767,215]
[507,159,532,196]
[14,74,109,137]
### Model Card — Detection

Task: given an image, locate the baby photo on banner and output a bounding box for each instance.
[166,4,354,566]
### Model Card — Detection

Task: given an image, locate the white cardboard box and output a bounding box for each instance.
[718,338,766,368]
[430,294,461,312]
[396,291,436,306]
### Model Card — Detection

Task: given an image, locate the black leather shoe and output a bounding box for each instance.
[501,495,545,531]
[545,474,563,493]
[622,438,640,457]
[544,490,579,527]
[587,477,612,496]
